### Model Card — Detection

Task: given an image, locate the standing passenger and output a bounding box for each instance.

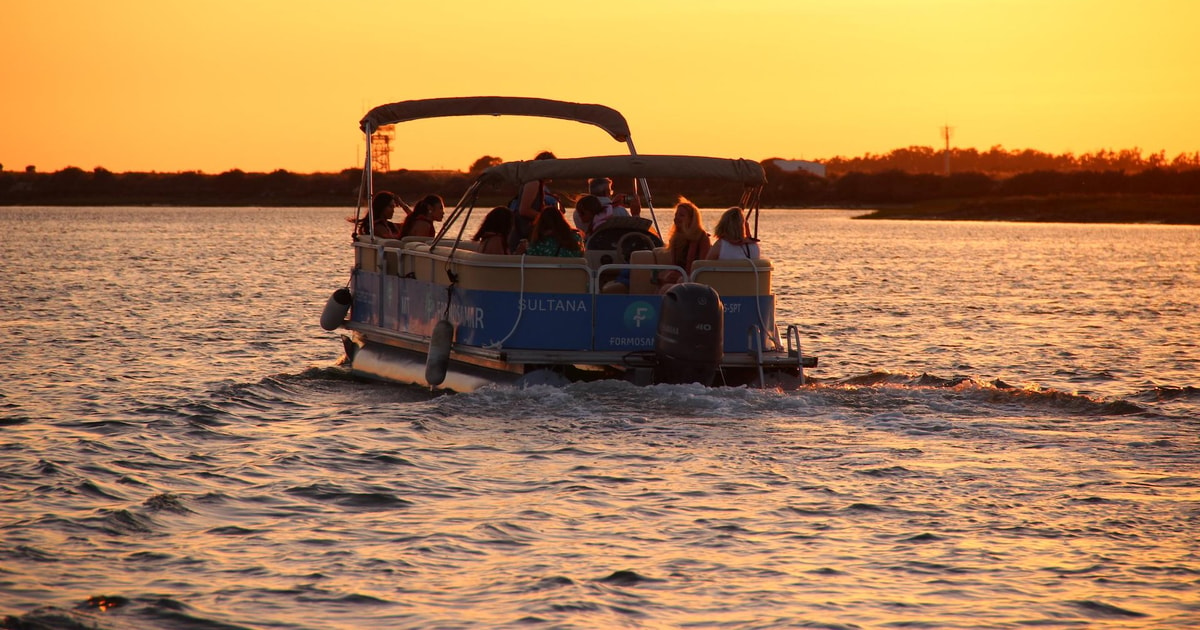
[509,151,560,250]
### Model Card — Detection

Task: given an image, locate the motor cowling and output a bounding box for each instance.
[654,283,723,385]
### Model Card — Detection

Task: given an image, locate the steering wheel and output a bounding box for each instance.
[617,232,656,263]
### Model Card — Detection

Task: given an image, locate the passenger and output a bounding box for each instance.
[509,151,560,250]
[350,190,408,238]
[706,206,761,260]
[656,197,712,290]
[595,176,642,218]
[573,194,604,239]
[399,194,445,238]
[472,206,513,255]
[572,176,638,231]
[516,207,584,258]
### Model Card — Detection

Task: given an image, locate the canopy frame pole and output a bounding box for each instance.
[741,186,763,239]
[361,126,376,237]
[625,137,659,237]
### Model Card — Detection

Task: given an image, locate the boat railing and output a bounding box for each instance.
[355,237,776,300]
[594,262,687,295]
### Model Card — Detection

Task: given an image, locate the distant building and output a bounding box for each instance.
[768,159,826,178]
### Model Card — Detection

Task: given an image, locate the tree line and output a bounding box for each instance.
[820,145,1200,176]
[760,164,1200,206]
[2,146,1200,208]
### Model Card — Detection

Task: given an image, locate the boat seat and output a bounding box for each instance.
[690,258,773,296]
[353,235,403,273]
[400,241,435,281]
[404,241,486,282]
[428,241,480,255]
[383,250,401,276]
[424,248,593,293]
[355,234,404,247]
[377,239,404,275]
[353,240,377,272]
[628,247,675,294]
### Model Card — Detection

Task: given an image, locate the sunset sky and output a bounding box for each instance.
[3,0,1197,174]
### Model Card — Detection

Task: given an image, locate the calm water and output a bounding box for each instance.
[1,207,1197,629]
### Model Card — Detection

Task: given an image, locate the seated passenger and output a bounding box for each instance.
[706,206,761,260]
[516,207,584,258]
[399,194,445,238]
[572,177,638,231]
[472,206,513,255]
[350,191,408,238]
[573,195,604,239]
[657,197,712,290]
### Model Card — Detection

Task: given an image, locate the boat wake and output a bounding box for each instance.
[167,366,1183,439]
[403,368,1153,428]
[1131,384,1200,402]
[819,370,1149,416]
[2,596,252,630]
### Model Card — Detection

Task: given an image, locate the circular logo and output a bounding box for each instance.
[623,300,657,330]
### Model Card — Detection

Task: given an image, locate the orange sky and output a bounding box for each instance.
[3,0,1197,174]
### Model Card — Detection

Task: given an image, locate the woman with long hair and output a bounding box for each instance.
[349,191,408,238]
[666,197,711,271]
[472,206,513,254]
[518,207,583,258]
[656,197,712,290]
[399,194,445,238]
[706,206,760,260]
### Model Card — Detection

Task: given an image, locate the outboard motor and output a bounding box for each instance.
[654,283,723,385]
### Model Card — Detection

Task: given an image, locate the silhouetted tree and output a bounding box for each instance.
[468,155,503,176]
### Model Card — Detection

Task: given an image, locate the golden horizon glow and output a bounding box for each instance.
[3,0,1198,174]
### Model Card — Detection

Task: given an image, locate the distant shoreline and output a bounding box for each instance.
[4,194,1199,226]
[851,194,1200,225]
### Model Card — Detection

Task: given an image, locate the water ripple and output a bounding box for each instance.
[2,209,1197,629]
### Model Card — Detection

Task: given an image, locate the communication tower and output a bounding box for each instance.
[371,124,395,172]
[941,124,953,175]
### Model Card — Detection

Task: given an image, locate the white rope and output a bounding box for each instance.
[484,254,529,350]
[749,256,782,352]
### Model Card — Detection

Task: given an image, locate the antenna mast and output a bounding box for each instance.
[371,124,395,172]
[941,124,953,175]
